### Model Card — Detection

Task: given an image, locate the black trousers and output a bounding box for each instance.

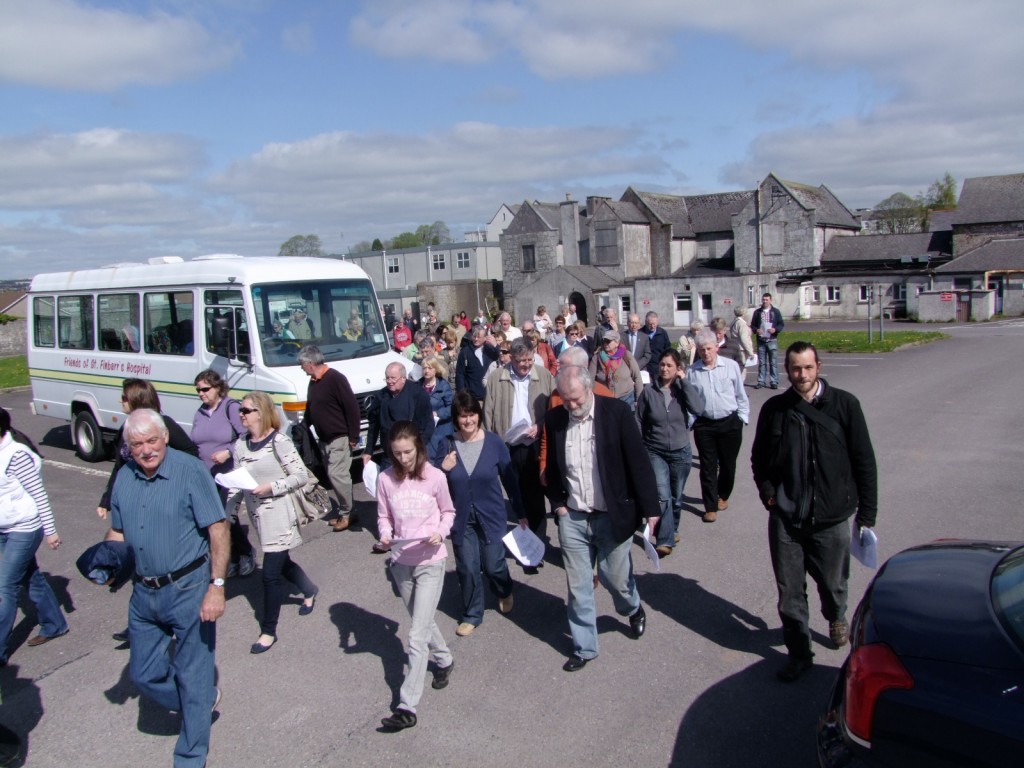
[692,413,744,513]
[508,441,547,540]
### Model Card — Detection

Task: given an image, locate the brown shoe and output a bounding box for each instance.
[702,511,717,523]
[332,516,351,532]
[27,629,69,647]
[498,594,514,614]
[456,622,476,637]
[829,619,850,648]
[655,545,672,557]
[717,498,729,511]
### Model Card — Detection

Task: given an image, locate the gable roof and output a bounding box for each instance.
[628,189,693,235]
[603,200,648,224]
[822,232,952,264]
[773,176,860,229]
[935,237,1024,273]
[684,192,754,234]
[951,173,1024,225]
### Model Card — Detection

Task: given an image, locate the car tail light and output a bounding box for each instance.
[843,643,914,743]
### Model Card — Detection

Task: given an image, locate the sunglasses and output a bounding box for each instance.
[238,407,258,415]
[499,349,511,355]
[195,386,213,393]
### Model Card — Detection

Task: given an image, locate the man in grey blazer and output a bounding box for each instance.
[624,314,652,373]
[544,365,661,672]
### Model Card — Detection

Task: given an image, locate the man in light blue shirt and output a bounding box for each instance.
[687,329,750,523]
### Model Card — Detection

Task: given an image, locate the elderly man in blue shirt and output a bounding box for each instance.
[687,328,750,523]
[106,409,228,768]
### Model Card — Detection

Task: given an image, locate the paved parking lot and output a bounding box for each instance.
[1,318,1021,767]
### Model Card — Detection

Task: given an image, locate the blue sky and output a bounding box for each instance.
[1,0,1022,278]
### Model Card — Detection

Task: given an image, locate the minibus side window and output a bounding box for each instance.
[33,297,55,348]
[98,293,140,352]
[144,291,195,355]
[204,290,249,364]
[57,295,95,350]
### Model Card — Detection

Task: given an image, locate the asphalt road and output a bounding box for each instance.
[1,318,1022,768]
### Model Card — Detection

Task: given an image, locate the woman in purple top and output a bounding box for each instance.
[376,421,455,732]
[192,370,254,578]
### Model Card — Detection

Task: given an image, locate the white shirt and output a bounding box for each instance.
[563,400,606,512]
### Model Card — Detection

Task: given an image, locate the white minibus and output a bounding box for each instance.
[28,254,410,461]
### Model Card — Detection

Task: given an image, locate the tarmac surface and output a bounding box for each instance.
[1,318,1022,767]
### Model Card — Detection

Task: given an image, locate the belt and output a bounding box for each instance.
[137,554,209,589]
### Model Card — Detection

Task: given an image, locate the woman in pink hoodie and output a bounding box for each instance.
[376,421,456,732]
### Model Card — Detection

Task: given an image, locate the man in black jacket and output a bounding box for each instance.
[750,292,784,389]
[751,341,878,682]
[362,362,434,471]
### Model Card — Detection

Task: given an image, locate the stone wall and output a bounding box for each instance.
[0,319,27,357]
[500,229,559,299]
[417,280,501,321]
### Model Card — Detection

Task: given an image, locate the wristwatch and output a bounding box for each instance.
[210,578,225,588]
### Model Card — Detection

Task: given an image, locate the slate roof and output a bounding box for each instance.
[518,265,622,293]
[935,237,1024,273]
[672,254,737,276]
[604,200,648,224]
[822,232,952,263]
[531,202,563,231]
[684,192,754,234]
[951,173,1024,225]
[629,190,692,233]
[776,177,861,229]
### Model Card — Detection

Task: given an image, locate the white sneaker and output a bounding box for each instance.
[238,554,256,577]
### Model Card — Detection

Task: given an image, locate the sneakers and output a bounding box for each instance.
[702,510,717,523]
[829,619,850,648]
[381,709,416,731]
[498,594,514,614]
[455,622,476,637]
[238,554,256,577]
[776,657,813,682]
[431,660,454,690]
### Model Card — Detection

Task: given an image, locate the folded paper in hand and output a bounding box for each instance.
[215,468,258,491]
[362,460,380,499]
[503,526,545,566]
[641,523,661,572]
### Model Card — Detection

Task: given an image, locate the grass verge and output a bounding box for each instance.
[780,330,946,353]
[0,356,28,389]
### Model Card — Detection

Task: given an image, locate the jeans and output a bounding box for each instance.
[618,391,636,410]
[391,560,452,714]
[453,514,513,626]
[757,339,779,386]
[324,436,353,518]
[508,442,546,540]
[768,514,850,660]
[129,562,216,768]
[259,550,317,637]
[557,509,640,659]
[692,414,744,513]
[0,527,68,663]
[647,445,692,547]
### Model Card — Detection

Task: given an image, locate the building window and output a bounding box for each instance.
[675,294,692,312]
[432,252,446,271]
[826,286,841,303]
[456,251,471,269]
[387,256,399,274]
[522,245,536,271]
[858,285,870,302]
[619,296,631,316]
[747,285,756,305]
[805,285,821,303]
[893,283,907,301]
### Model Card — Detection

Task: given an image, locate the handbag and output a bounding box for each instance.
[270,435,333,526]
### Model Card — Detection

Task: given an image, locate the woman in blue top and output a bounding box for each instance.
[439,391,527,637]
[420,355,454,462]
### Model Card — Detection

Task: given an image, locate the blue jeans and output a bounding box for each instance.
[453,515,513,626]
[557,509,640,659]
[391,560,452,714]
[768,515,850,660]
[259,550,317,637]
[0,527,68,663]
[757,339,779,386]
[647,445,692,547]
[129,563,216,768]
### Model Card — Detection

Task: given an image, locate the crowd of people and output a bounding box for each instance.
[0,292,877,766]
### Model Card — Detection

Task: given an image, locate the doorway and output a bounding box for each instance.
[569,291,587,326]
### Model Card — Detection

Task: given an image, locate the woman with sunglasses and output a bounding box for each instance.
[191,370,254,578]
[229,392,318,654]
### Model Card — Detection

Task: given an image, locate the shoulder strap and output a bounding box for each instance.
[792,398,846,447]
[225,398,241,440]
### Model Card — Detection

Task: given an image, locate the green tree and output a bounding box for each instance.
[350,240,372,253]
[873,192,924,234]
[389,232,420,249]
[279,234,324,257]
[924,172,957,209]
[371,238,383,251]
[429,220,451,244]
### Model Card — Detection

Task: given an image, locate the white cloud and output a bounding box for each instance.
[0,0,239,90]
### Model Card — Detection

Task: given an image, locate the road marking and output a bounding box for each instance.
[43,458,110,478]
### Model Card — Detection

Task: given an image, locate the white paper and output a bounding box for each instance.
[503,418,533,446]
[851,521,879,569]
[390,536,429,553]
[503,526,545,566]
[640,370,650,385]
[744,355,759,369]
[215,467,258,491]
[641,523,661,572]
[362,460,380,499]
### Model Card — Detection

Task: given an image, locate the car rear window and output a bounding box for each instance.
[991,546,1024,650]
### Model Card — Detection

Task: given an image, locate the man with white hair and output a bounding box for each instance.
[106,409,228,768]
[497,312,522,341]
[624,314,652,372]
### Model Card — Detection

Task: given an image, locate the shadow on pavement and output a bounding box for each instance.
[332,601,405,709]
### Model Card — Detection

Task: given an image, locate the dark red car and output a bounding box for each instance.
[817,540,1024,767]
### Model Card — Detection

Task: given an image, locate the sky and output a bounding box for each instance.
[1,0,1022,279]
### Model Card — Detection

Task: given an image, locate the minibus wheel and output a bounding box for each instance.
[73,410,107,462]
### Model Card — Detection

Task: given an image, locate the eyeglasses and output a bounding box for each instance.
[499,349,511,355]
[238,407,258,415]
[195,386,212,393]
